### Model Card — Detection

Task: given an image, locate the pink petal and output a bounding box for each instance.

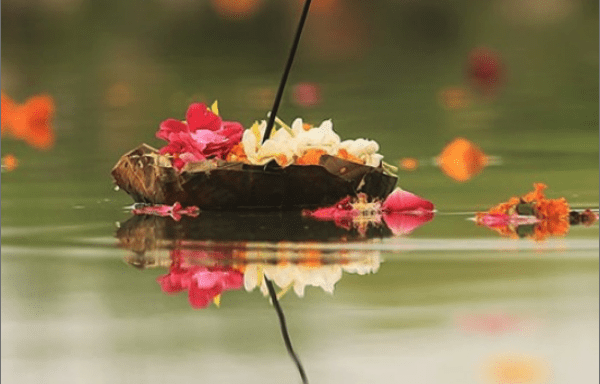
[186,103,222,132]
[382,211,434,235]
[381,188,434,213]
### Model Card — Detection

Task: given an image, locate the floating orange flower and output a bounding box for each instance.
[476,183,572,241]
[437,138,488,182]
[1,91,55,150]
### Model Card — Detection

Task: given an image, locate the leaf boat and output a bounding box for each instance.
[111,143,397,210]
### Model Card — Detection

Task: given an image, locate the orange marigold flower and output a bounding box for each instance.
[522,183,547,203]
[225,142,249,163]
[296,148,326,165]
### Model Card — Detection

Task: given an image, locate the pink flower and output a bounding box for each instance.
[381,188,435,214]
[157,251,243,309]
[156,103,244,170]
[382,211,434,236]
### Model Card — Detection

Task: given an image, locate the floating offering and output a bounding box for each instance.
[475,183,598,240]
[111,102,397,210]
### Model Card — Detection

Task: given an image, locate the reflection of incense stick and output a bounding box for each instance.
[264,277,309,384]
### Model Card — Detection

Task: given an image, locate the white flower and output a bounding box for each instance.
[293,119,341,156]
[241,121,295,166]
[340,138,384,167]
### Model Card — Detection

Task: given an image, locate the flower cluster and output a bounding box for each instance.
[475,183,572,241]
[156,102,243,170]
[227,118,384,168]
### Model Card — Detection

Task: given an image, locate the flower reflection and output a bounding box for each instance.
[118,213,384,308]
[244,250,380,298]
[484,353,550,384]
[157,250,244,309]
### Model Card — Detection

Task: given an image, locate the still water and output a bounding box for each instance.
[2,1,599,383]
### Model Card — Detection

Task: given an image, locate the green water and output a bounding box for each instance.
[2,1,598,383]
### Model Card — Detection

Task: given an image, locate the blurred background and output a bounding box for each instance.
[1,1,598,383]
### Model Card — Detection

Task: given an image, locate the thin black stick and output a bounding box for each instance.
[264,277,309,384]
[262,0,313,144]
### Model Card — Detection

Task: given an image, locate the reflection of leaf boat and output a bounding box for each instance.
[116,213,382,306]
[117,211,393,247]
[111,144,397,210]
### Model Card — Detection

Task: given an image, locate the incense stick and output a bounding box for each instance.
[262,0,313,144]
[264,277,309,384]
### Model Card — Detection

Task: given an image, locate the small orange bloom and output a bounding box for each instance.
[437,138,488,182]
[225,143,249,163]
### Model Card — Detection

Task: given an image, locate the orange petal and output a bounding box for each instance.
[438,138,488,182]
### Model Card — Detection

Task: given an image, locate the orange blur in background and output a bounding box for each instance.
[1,91,55,150]
[399,157,419,171]
[437,138,488,182]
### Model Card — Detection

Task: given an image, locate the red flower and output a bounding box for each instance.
[156,103,244,170]
[157,252,243,309]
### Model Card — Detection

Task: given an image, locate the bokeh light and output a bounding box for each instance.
[291,82,321,108]
[211,0,263,20]
[484,354,551,384]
